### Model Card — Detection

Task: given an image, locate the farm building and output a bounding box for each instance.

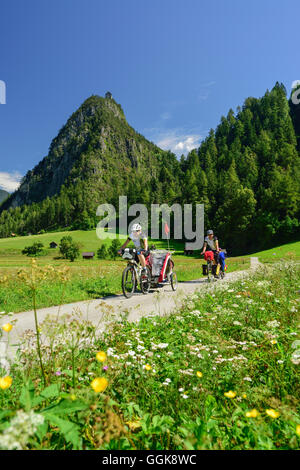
[49,242,58,249]
[82,252,95,259]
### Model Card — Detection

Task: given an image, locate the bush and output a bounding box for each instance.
[108,239,122,260]
[59,236,80,262]
[97,245,108,259]
[22,242,45,257]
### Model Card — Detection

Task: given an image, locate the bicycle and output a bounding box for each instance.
[121,248,151,298]
[202,250,226,282]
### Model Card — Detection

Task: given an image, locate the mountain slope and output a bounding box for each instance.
[2,94,178,211]
[0,189,9,204]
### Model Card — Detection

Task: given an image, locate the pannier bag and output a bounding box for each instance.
[202,264,208,275]
[204,251,214,261]
[150,250,168,276]
[122,248,136,260]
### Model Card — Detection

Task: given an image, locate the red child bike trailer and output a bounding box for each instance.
[145,249,178,290]
[121,248,178,298]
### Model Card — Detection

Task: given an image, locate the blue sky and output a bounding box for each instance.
[0,0,299,192]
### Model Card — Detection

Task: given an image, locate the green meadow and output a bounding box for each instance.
[0,230,250,313]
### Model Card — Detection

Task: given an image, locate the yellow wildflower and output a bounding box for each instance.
[96,351,107,363]
[126,420,142,431]
[242,393,247,399]
[2,323,13,333]
[270,340,277,345]
[70,394,77,401]
[224,390,236,398]
[0,376,13,390]
[266,409,280,418]
[144,364,151,371]
[246,409,259,418]
[296,425,300,436]
[196,371,203,378]
[91,377,108,393]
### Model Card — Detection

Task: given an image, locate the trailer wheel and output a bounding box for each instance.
[170,272,178,291]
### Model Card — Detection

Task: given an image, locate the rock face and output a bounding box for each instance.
[2,94,168,210]
[0,189,9,204]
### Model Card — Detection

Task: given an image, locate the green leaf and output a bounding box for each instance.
[40,383,60,399]
[19,380,35,411]
[35,420,49,442]
[43,413,82,449]
[0,410,13,421]
[30,384,61,408]
[42,399,88,416]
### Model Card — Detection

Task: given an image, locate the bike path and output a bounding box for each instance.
[1,258,260,362]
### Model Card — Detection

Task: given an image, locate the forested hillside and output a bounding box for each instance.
[0,190,9,204]
[0,83,299,254]
[183,82,300,253]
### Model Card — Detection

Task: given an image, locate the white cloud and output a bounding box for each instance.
[156,131,202,155]
[291,80,300,90]
[0,171,22,192]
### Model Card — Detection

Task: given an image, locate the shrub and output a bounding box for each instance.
[97,245,108,259]
[108,239,122,260]
[22,242,45,257]
[59,236,80,262]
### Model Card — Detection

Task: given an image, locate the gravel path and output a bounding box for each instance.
[1,257,260,362]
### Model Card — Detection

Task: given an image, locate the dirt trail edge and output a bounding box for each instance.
[2,257,261,361]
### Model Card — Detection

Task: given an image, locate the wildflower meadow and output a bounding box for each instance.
[0,260,299,450]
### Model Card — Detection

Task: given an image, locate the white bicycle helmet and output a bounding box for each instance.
[131,223,142,232]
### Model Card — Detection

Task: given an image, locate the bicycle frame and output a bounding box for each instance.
[126,258,142,280]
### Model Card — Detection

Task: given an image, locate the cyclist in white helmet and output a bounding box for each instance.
[118,223,148,271]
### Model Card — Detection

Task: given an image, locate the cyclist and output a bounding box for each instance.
[201,229,226,275]
[118,223,148,272]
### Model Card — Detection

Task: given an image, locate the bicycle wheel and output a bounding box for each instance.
[140,266,151,295]
[170,271,178,291]
[122,265,136,298]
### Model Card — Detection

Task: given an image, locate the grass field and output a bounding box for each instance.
[0,230,299,313]
[0,229,250,313]
[251,241,300,263]
[1,261,299,449]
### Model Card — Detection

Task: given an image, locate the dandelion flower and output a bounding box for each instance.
[70,394,76,401]
[224,390,236,398]
[246,409,259,418]
[196,371,203,378]
[242,393,247,399]
[296,425,300,436]
[144,364,151,371]
[96,351,107,363]
[0,376,13,390]
[270,340,277,345]
[91,377,108,393]
[266,409,280,419]
[2,323,13,333]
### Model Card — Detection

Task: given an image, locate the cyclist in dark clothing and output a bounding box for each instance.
[201,230,225,273]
